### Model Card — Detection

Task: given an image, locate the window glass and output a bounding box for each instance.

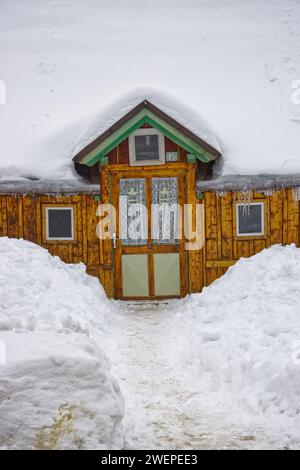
[152,177,179,244]
[120,178,147,245]
[134,134,159,161]
[47,208,73,239]
[237,204,263,235]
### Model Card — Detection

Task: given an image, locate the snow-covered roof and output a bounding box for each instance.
[0,0,299,181]
[0,179,99,195]
[197,174,300,192]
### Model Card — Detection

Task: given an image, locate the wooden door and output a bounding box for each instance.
[111,169,187,300]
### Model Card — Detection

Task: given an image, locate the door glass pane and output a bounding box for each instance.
[152,177,179,245]
[122,254,149,297]
[120,178,147,245]
[154,253,180,296]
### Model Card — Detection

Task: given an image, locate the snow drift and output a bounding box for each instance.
[0,237,124,449]
[174,245,300,449]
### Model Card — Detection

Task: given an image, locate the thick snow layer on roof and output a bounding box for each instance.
[0,0,299,180]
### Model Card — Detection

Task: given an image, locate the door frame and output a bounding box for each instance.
[108,163,188,300]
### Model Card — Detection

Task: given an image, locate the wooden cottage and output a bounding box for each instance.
[0,98,299,300]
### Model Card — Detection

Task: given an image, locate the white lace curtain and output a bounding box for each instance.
[120,178,147,245]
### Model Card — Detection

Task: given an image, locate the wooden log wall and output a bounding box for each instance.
[196,188,300,291]
[0,188,299,299]
[0,193,112,293]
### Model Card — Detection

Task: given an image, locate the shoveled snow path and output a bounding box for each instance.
[108,301,280,450]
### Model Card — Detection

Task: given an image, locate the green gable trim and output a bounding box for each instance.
[187,154,197,163]
[80,109,216,167]
[144,114,211,163]
[99,155,109,165]
[80,111,147,166]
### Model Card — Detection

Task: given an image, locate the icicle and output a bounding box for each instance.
[257,189,274,197]
[237,190,251,215]
[292,187,300,201]
[216,190,227,198]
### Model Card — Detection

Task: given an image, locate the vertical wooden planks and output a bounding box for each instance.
[283,189,289,245]
[86,195,100,267]
[269,190,283,245]
[118,139,129,165]
[0,197,3,236]
[6,196,19,238]
[1,196,8,236]
[164,136,178,154]
[220,193,234,261]
[101,166,114,297]
[186,165,204,293]
[218,193,233,277]
[72,195,83,264]
[204,192,219,285]
[286,189,299,244]
[36,195,42,245]
[18,196,23,238]
[23,195,37,242]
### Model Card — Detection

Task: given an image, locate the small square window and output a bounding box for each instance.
[129,128,165,165]
[236,203,264,237]
[46,207,74,240]
[135,134,159,161]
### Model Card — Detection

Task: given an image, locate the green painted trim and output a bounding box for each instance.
[196,191,204,200]
[93,194,101,201]
[80,109,215,166]
[187,154,197,163]
[143,112,212,163]
[81,111,148,166]
[99,155,109,165]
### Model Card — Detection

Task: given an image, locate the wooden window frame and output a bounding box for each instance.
[42,204,77,243]
[235,201,265,238]
[129,128,165,166]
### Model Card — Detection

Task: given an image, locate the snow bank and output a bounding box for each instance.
[174,245,300,448]
[0,237,112,334]
[0,237,124,449]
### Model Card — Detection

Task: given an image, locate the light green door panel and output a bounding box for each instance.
[122,254,149,297]
[154,253,180,296]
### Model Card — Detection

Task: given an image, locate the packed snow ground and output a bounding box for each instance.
[173,244,300,449]
[109,245,300,449]
[0,238,123,450]
[108,302,275,449]
[0,0,299,179]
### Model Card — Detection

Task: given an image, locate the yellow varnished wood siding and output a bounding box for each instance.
[203,189,300,288]
[0,193,110,291]
[0,187,299,298]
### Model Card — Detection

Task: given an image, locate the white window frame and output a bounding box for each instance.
[46,207,74,241]
[236,202,265,237]
[129,128,165,166]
